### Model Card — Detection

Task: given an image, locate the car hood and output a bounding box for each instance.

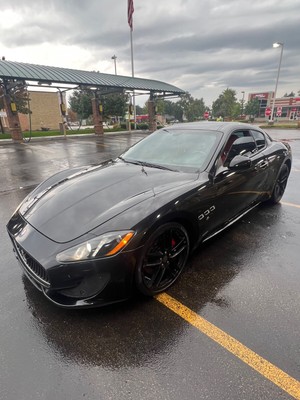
[19,161,197,243]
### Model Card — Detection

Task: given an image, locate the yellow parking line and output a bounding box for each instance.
[281,201,300,209]
[155,293,300,400]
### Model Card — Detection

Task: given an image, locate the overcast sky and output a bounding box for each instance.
[0,0,299,106]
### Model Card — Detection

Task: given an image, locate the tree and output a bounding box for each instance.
[135,105,144,115]
[102,93,127,119]
[141,94,206,122]
[212,88,237,119]
[178,93,206,121]
[68,89,93,120]
[0,81,31,114]
[232,103,242,119]
[283,91,295,97]
[163,100,183,121]
[69,90,127,121]
[244,98,260,119]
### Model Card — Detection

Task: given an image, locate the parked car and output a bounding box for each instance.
[7,122,292,308]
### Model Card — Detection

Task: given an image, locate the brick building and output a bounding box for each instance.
[1,91,65,132]
[249,92,300,120]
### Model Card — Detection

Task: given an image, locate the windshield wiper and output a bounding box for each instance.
[118,156,143,166]
[118,157,178,172]
[135,160,178,172]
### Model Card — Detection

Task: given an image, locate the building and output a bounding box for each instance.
[1,91,65,133]
[249,92,300,120]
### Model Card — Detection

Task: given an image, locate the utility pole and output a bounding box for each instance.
[111,55,117,75]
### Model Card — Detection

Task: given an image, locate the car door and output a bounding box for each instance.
[211,129,270,225]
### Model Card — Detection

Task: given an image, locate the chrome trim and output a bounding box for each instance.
[203,203,260,243]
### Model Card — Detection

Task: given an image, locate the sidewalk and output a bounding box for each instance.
[264,128,300,141]
[0,130,148,145]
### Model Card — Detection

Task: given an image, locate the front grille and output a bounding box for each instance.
[14,242,50,288]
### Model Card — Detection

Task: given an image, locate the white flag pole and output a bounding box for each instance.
[128,0,136,129]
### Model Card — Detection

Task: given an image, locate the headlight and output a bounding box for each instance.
[56,231,135,263]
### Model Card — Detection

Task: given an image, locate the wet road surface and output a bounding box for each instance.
[0,131,299,400]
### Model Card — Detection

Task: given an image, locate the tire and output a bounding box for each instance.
[135,222,190,296]
[268,163,290,204]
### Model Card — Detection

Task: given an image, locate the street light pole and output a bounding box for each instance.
[270,42,284,122]
[241,91,245,115]
[111,55,117,75]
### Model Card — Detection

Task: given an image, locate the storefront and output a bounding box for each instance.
[249,92,300,120]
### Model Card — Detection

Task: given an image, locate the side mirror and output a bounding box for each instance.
[229,155,252,170]
[230,137,256,156]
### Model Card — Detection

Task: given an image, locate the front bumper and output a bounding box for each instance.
[7,213,140,308]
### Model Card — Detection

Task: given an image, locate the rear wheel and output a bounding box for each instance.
[136,223,189,296]
[268,163,290,204]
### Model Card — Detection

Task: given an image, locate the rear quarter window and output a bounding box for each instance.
[250,130,266,150]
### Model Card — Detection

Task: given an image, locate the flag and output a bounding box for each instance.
[128,0,134,30]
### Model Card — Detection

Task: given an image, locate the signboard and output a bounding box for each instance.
[250,92,271,100]
[265,107,271,117]
[276,107,282,117]
[204,111,209,119]
[0,111,7,117]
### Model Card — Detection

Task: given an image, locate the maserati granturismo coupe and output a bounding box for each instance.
[7,122,292,308]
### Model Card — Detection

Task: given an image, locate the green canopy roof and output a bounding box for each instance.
[0,60,185,95]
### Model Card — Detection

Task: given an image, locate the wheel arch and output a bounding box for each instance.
[284,158,292,173]
[137,211,199,251]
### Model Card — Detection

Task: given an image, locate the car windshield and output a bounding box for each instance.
[121,128,220,172]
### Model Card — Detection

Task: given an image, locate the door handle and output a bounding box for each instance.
[256,160,269,170]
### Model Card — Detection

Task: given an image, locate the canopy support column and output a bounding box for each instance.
[92,97,104,135]
[148,92,157,132]
[3,93,23,142]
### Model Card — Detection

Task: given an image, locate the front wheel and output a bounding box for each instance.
[135,223,189,296]
[268,163,290,204]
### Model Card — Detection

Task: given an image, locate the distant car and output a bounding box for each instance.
[7,122,292,308]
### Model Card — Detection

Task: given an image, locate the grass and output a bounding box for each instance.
[1,121,299,140]
[259,122,300,129]
[0,126,128,140]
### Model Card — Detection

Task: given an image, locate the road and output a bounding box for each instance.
[0,130,299,400]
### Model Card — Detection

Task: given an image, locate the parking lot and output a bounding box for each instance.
[0,130,299,400]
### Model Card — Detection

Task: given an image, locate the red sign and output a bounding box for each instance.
[251,92,270,100]
[265,107,271,117]
[204,111,209,119]
[276,107,282,116]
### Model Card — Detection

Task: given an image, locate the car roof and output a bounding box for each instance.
[166,121,263,134]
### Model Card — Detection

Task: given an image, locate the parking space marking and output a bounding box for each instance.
[281,201,300,209]
[156,293,300,400]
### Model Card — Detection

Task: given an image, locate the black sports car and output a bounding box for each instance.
[7,122,292,308]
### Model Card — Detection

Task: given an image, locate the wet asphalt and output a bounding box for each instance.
[0,130,299,400]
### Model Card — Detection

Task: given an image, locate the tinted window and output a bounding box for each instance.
[251,130,266,150]
[122,129,221,172]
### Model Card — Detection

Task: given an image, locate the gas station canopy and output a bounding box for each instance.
[0,60,185,95]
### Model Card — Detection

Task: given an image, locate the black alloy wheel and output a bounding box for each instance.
[269,163,290,204]
[136,222,189,296]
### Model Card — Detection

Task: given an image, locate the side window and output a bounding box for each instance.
[221,134,239,164]
[221,130,252,165]
[221,133,257,166]
[250,130,266,150]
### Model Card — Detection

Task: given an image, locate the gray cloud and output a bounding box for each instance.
[0,0,299,105]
